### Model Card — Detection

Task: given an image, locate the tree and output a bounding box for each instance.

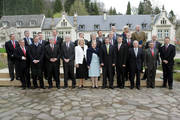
[32,0,44,14]
[169,10,176,23]
[126,1,131,15]
[108,7,113,15]
[143,0,152,14]
[93,2,99,15]
[85,0,90,13]
[138,2,144,14]
[154,6,161,15]
[69,0,88,16]
[53,0,63,14]
[112,8,117,15]
[64,0,75,14]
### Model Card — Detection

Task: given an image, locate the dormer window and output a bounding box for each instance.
[2,21,8,27]
[61,19,67,27]
[126,23,132,28]
[161,18,167,24]
[30,20,37,26]
[110,23,115,29]
[142,23,147,29]
[79,25,85,31]
[94,24,100,30]
[16,21,23,27]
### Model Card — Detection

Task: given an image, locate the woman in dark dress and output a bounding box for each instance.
[75,38,88,88]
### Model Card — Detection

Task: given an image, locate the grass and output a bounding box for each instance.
[0,61,7,69]
[174,73,180,82]
[0,48,6,53]
[157,59,180,71]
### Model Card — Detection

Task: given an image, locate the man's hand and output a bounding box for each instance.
[33,60,39,64]
[101,63,104,66]
[139,45,142,48]
[64,59,70,63]
[76,64,79,68]
[122,64,126,67]
[88,66,90,69]
[112,64,115,66]
[22,56,26,60]
[163,60,168,64]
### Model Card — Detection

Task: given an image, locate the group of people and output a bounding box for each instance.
[5,25,176,90]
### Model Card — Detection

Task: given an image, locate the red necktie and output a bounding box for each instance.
[54,37,56,44]
[128,40,130,46]
[22,47,26,56]
[151,49,154,57]
[13,40,15,48]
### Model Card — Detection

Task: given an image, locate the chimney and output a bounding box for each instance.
[73,12,78,28]
[103,12,107,21]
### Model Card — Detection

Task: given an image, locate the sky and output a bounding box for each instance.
[96,0,180,18]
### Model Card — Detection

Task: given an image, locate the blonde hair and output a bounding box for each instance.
[78,38,85,45]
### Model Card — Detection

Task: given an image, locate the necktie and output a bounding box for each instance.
[54,37,56,44]
[107,45,109,55]
[12,40,15,48]
[128,39,131,46]
[22,47,26,56]
[151,49,154,57]
[165,45,168,51]
[51,45,54,51]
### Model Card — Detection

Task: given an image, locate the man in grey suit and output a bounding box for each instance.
[144,42,159,88]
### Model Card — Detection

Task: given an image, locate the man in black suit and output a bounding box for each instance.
[111,26,121,44]
[109,31,117,46]
[128,40,144,90]
[100,37,115,89]
[160,37,176,89]
[5,34,20,81]
[29,35,44,89]
[38,32,48,80]
[114,36,128,88]
[61,35,76,88]
[74,33,89,46]
[52,29,63,49]
[88,33,102,48]
[121,26,129,44]
[45,37,61,89]
[142,35,162,80]
[96,30,105,44]
[14,40,31,89]
[23,30,33,46]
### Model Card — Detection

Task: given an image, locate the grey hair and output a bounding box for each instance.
[64,35,71,39]
[133,40,139,45]
[24,30,29,34]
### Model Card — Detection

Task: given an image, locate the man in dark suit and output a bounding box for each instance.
[38,32,48,80]
[29,35,44,89]
[23,30,33,47]
[128,40,144,90]
[100,37,115,89]
[111,26,121,44]
[5,34,20,81]
[62,35,76,88]
[88,33,102,48]
[144,42,159,88]
[160,37,176,89]
[14,40,31,89]
[109,31,118,46]
[74,33,89,46]
[52,29,63,50]
[96,30,105,44]
[121,26,129,44]
[142,35,162,80]
[45,37,61,89]
[114,36,128,88]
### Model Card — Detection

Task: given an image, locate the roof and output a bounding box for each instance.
[0,14,45,28]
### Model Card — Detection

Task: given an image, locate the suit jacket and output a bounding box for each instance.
[14,46,30,72]
[100,44,115,67]
[160,44,176,66]
[24,37,33,46]
[145,41,162,50]
[121,32,127,44]
[114,43,128,68]
[45,44,61,65]
[96,37,105,44]
[144,48,159,69]
[131,31,147,46]
[5,40,19,60]
[88,40,102,48]
[75,45,88,64]
[128,48,144,71]
[29,43,44,69]
[39,40,48,48]
[61,41,75,63]
[74,39,89,46]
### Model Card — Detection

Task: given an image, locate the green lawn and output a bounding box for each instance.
[0,61,7,69]
[157,59,180,71]
[0,48,6,53]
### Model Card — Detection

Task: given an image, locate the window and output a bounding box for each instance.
[110,23,115,29]
[79,25,85,30]
[59,31,64,38]
[61,19,67,27]
[16,21,23,27]
[30,20,37,26]
[142,23,147,29]
[158,30,163,39]
[45,31,51,40]
[161,18,167,25]
[2,21,8,27]
[126,23,132,28]
[164,29,169,37]
[32,31,37,37]
[65,31,71,35]
[94,24,100,30]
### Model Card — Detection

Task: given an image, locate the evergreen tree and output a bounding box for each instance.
[53,0,63,14]
[85,0,90,13]
[143,0,152,14]
[112,8,117,15]
[108,7,113,15]
[154,6,161,15]
[64,0,75,14]
[169,10,175,23]
[93,2,99,15]
[138,2,144,14]
[126,1,131,15]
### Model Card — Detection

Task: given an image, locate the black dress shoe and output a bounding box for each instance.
[48,86,53,89]
[169,86,173,90]
[63,86,68,89]
[22,87,26,90]
[41,87,46,89]
[109,86,114,89]
[161,85,167,88]
[141,78,146,80]
[101,86,106,89]
[10,78,14,81]
[57,86,60,89]
[130,86,134,89]
[137,87,141,90]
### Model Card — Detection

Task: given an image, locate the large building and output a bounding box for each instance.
[0,8,177,47]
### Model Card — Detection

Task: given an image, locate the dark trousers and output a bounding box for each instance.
[130,68,141,88]
[102,66,114,87]
[32,69,44,88]
[48,64,60,87]
[20,67,31,88]
[142,69,147,79]
[116,66,125,88]
[147,67,156,87]
[125,62,130,81]
[8,59,17,79]
[63,62,76,87]
[162,64,173,88]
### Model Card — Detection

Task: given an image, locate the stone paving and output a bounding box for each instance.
[1,83,180,120]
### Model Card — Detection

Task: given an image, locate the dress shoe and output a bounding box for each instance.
[141,78,146,80]
[169,86,173,90]
[57,86,60,89]
[10,78,14,81]
[137,87,141,90]
[63,86,68,89]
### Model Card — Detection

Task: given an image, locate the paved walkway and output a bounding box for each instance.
[1,84,180,120]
